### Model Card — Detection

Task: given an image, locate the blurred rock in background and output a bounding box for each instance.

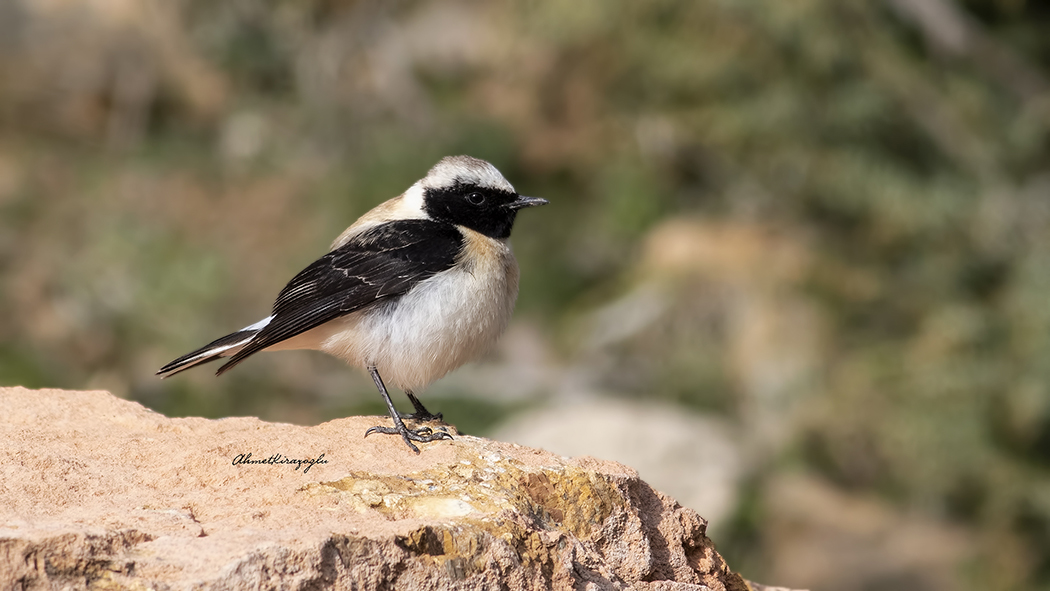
[492,398,745,535]
[2,0,1050,589]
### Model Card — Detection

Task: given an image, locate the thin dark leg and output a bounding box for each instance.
[401,390,443,422]
[364,366,452,453]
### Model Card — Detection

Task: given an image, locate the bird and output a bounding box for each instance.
[157,155,547,452]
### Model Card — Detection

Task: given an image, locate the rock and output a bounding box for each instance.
[492,399,745,534]
[0,387,782,590]
[761,474,975,591]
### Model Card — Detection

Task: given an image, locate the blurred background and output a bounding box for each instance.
[1,0,1049,588]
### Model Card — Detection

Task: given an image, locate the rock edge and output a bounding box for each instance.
[0,387,791,590]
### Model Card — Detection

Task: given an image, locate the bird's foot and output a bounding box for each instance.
[403,391,443,423]
[400,410,443,422]
[364,423,453,454]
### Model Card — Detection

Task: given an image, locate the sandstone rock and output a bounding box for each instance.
[0,387,785,590]
[492,399,744,534]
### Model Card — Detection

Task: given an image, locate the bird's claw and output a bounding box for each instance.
[364,423,453,454]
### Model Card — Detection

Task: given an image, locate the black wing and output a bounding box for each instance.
[215,219,464,375]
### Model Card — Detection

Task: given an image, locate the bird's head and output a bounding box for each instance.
[419,156,547,239]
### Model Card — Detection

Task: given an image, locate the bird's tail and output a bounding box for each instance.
[156,317,271,378]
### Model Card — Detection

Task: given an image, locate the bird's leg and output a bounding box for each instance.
[401,390,443,422]
[364,366,452,453]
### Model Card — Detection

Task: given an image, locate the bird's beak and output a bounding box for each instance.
[507,195,549,210]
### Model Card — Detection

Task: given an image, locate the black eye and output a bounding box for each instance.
[466,192,486,206]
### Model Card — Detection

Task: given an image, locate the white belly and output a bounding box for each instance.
[273,240,519,392]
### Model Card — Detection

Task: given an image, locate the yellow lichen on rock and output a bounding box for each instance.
[307,447,622,540]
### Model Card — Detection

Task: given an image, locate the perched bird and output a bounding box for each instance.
[158,156,547,452]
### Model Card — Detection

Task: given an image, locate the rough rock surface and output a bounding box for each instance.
[492,399,744,533]
[0,387,777,590]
